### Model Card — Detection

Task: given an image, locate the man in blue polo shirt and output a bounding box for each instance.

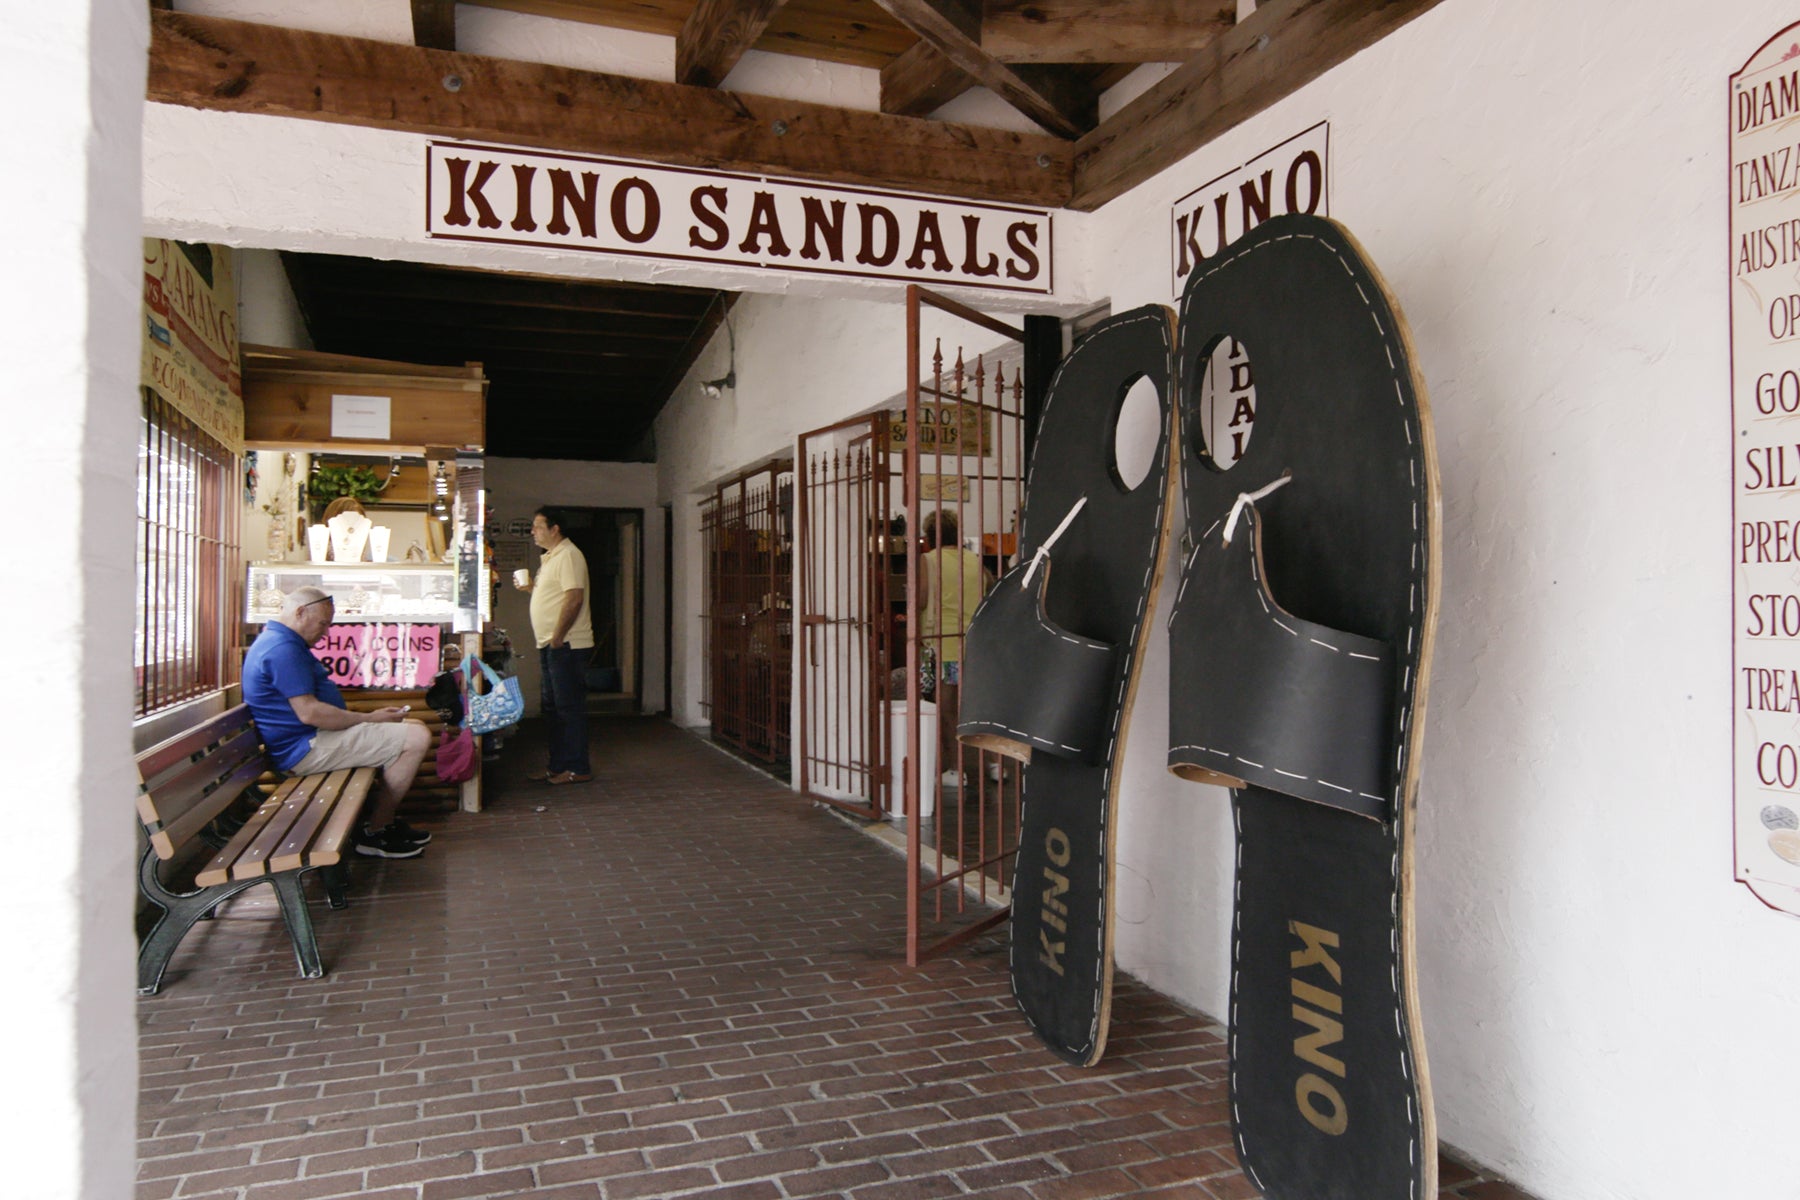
[242,586,434,859]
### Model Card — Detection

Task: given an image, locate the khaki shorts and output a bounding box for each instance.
[290,722,413,775]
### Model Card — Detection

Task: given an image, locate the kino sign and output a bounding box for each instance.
[426,140,1053,295]
[1170,123,1330,469]
[1168,122,1329,296]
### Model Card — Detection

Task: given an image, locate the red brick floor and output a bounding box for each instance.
[138,717,1537,1200]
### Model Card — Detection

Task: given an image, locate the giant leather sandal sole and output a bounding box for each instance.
[957,306,1177,1067]
[1168,214,1439,1198]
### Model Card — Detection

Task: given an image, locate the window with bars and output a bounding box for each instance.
[135,388,242,718]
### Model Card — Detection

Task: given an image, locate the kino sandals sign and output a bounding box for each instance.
[1731,24,1800,917]
[425,140,1053,295]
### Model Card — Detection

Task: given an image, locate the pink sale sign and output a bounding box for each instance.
[311,624,441,689]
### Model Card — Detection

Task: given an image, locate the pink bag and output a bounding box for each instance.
[435,725,477,784]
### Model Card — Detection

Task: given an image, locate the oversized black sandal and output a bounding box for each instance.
[957,306,1176,1066]
[1168,214,1440,1198]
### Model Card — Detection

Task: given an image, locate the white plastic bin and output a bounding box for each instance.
[885,700,938,823]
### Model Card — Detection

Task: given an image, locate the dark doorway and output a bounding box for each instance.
[552,506,643,713]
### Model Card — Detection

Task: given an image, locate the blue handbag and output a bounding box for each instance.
[461,653,523,734]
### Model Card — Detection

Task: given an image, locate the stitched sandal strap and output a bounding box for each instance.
[957,558,1118,766]
[1168,505,1395,820]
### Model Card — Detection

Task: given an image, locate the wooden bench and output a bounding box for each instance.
[135,705,378,996]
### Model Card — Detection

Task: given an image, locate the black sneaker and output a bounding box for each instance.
[355,825,425,859]
[385,818,432,846]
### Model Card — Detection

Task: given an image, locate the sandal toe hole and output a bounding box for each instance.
[1185,333,1257,473]
[1109,373,1163,493]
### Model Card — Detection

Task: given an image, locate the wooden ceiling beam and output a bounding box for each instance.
[980,0,1235,65]
[870,0,1095,137]
[881,41,976,117]
[1071,0,1447,210]
[410,0,457,50]
[462,0,917,70]
[313,310,700,341]
[677,0,791,88]
[149,10,1071,206]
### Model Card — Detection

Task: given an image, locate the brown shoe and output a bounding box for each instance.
[545,771,593,785]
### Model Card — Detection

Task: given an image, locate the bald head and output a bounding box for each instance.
[273,586,335,644]
[278,586,331,623]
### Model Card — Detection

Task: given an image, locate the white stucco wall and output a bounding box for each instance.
[656,292,903,727]
[485,459,666,715]
[2,3,146,1196]
[1078,4,1800,1198]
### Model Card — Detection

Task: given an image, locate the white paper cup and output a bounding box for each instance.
[513,568,531,588]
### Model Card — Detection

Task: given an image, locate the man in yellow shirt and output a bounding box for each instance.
[516,506,594,783]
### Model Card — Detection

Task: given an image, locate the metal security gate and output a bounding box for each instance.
[699,461,794,765]
[791,288,1035,963]
[900,286,1029,964]
[796,414,891,820]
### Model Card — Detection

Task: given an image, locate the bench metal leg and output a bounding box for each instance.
[137,846,331,995]
[318,861,352,910]
[269,873,324,981]
[138,846,259,996]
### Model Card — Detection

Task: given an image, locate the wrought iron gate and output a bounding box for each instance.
[900,286,1029,964]
[699,462,794,765]
[796,415,891,820]
[791,288,1032,963]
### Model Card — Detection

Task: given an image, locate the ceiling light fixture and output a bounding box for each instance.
[700,300,736,398]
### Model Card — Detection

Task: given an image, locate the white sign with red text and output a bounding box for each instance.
[1168,122,1329,297]
[1731,23,1800,916]
[426,140,1053,295]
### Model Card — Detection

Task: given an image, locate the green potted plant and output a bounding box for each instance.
[308,463,385,522]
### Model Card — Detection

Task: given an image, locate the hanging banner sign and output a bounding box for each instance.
[425,140,1053,295]
[1731,22,1800,917]
[1168,121,1329,297]
[141,239,244,453]
[312,623,441,690]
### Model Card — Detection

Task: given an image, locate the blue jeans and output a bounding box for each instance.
[539,645,591,774]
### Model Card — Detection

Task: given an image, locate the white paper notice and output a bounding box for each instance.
[1730,23,1800,916]
[331,394,392,440]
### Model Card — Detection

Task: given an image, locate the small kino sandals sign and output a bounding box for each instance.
[425,140,1053,295]
[1731,23,1800,917]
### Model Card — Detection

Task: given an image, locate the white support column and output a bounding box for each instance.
[0,2,148,1196]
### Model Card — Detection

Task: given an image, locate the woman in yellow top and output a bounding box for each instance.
[919,509,992,788]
